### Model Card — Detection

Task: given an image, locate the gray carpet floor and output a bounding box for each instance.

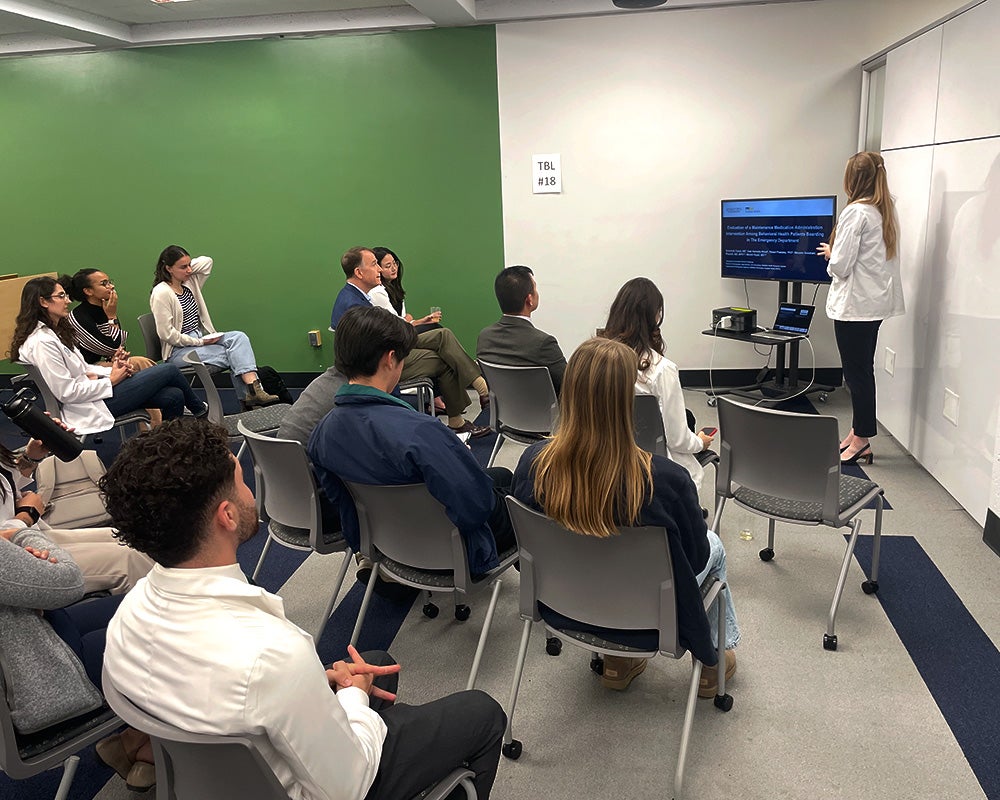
[95,389,997,800]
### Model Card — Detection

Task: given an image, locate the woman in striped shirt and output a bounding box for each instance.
[149,245,278,408]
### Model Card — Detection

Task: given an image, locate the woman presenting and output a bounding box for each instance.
[818,151,905,465]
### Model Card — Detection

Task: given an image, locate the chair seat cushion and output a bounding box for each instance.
[734,474,879,522]
[539,604,658,654]
[15,705,117,760]
[223,404,291,436]
[268,520,345,550]
[379,554,455,589]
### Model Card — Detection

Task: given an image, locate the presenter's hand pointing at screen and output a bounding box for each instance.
[817,242,831,260]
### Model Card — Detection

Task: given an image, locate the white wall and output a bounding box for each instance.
[876,0,1000,526]
[496,0,966,372]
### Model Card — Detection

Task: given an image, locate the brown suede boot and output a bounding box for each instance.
[244,379,279,408]
[698,649,737,698]
[601,655,647,690]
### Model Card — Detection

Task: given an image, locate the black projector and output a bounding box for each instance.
[712,307,757,332]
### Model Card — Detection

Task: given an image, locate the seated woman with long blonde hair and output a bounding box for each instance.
[510,337,739,694]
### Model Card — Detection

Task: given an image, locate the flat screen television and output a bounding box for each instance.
[721,195,837,283]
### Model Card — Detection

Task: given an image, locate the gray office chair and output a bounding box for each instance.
[18,364,150,443]
[477,360,558,468]
[182,351,289,460]
[238,422,352,640]
[103,668,477,800]
[711,397,884,651]
[344,481,519,690]
[0,661,120,800]
[501,497,732,800]
[632,393,720,501]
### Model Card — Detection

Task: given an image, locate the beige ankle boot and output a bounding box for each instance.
[244,379,279,408]
[601,655,647,690]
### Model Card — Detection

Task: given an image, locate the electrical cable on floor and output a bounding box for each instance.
[753,335,816,407]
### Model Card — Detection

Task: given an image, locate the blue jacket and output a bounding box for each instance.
[307,385,501,575]
[330,283,372,329]
[511,441,716,665]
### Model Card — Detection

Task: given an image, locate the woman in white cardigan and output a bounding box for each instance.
[601,278,714,492]
[11,276,208,436]
[150,245,278,408]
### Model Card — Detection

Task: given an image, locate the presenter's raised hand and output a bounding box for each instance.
[817,242,831,261]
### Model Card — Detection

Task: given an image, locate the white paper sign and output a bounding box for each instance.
[532,153,561,194]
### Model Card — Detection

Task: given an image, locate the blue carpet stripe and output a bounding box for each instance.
[851,535,1000,800]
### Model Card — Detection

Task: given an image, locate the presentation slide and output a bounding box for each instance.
[722,197,835,283]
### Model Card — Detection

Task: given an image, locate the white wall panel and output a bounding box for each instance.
[936,0,1000,143]
[881,27,942,150]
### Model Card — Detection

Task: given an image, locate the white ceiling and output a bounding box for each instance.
[0,0,820,56]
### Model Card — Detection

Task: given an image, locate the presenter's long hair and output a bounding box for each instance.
[601,277,665,371]
[530,337,652,538]
[835,151,898,260]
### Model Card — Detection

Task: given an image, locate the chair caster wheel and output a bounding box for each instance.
[758,548,774,562]
[818,392,829,404]
[823,633,838,651]
[590,656,604,675]
[422,602,439,619]
[455,604,471,621]
[545,637,562,656]
[707,396,718,407]
[861,580,879,594]
[502,739,522,760]
[713,693,734,712]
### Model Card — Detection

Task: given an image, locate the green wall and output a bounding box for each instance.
[0,27,503,372]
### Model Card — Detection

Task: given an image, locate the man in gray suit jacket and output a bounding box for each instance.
[476,266,567,394]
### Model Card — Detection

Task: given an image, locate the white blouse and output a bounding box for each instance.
[635,350,706,491]
[368,285,407,319]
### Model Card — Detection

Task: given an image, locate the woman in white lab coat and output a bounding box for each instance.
[818,151,905,465]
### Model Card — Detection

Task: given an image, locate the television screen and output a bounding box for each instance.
[721,196,837,283]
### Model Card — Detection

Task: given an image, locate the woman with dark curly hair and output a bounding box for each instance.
[10,276,208,435]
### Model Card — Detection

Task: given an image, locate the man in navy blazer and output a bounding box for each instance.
[476,265,567,394]
[309,306,515,577]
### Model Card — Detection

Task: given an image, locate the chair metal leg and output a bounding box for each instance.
[314,550,353,642]
[349,565,379,648]
[466,579,503,690]
[54,755,80,800]
[710,496,726,534]
[716,581,727,697]
[251,534,274,581]
[502,618,533,754]
[486,433,505,469]
[767,518,775,550]
[674,657,704,800]
[827,518,862,643]
[870,495,884,582]
[236,440,247,461]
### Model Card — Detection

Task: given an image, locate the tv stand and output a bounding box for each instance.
[702,281,837,407]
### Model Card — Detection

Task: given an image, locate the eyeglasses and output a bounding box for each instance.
[48,292,70,300]
[96,279,114,287]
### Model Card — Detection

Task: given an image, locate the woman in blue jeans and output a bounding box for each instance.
[11,276,207,436]
[511,337,740,694]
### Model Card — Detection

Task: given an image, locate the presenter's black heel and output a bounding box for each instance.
[841,444,873,466]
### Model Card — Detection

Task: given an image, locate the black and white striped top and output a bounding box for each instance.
[177,287,202,335]
[68,302,126,364]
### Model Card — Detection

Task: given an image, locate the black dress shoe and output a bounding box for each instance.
[451,421,492,439]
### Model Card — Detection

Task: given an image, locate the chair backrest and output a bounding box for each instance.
[505,497,682,657]
[237,422,322,544]
[181,351,225,425]
[478,360,557,436]
[633,394,667,457]
[102,671,288,800]
[715,397,841,521]
[136,313,163,361]
[19,363,61,416]
[344,482,471,589]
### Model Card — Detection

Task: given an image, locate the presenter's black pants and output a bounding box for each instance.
[834,319,883,438]
[361,652,506,800]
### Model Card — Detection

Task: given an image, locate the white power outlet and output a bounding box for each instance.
[943,388,960,425]
[884,347,896,376]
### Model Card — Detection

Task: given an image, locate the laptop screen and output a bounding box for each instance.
[772,303,815,334]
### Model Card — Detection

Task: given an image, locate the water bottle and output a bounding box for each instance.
[1,388,84,462]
